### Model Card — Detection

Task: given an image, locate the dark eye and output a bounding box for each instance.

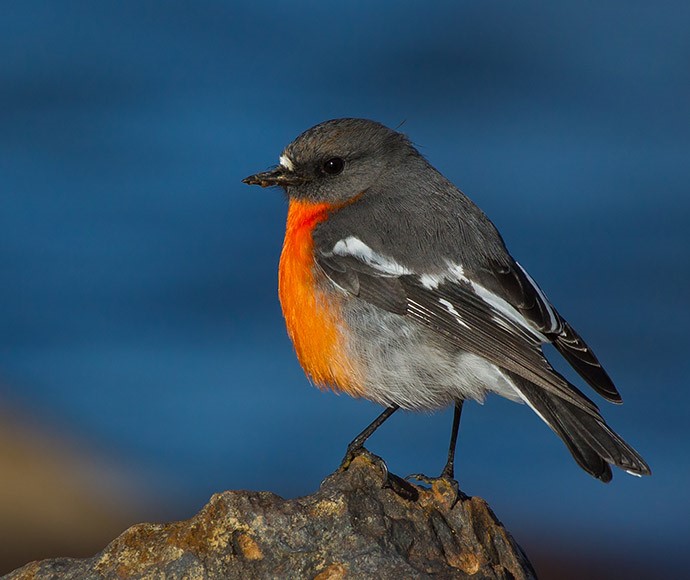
[322,157,345,175]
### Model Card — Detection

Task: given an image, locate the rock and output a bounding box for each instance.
[7,451,536,579]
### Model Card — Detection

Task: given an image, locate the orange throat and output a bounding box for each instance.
[278,200,363,396]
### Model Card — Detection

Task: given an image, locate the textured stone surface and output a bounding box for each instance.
[7,452,536,579]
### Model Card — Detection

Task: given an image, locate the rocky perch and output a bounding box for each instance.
[8,452,536,579]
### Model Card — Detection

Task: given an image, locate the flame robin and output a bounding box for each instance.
[243,118,650,484]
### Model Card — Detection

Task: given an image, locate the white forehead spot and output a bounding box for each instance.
[332,237,411,276]
[279,154,294,171]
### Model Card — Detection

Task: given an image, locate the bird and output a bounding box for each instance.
[243,118,650,485]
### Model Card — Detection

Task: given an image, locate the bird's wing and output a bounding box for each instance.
[471,258,621,402]
[311,177,620,403]
[315,235,601,416]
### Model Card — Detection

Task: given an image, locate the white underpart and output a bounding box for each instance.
[438,298,470,329]
[458,355,522,402]
[331,237,412,276]
[348,301,524,408]
[279,154,294,171]
[515,261,559,332]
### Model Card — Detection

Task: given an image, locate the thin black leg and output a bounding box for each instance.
[406,400,464,488]
[440,400,464,479]
[340,405,399,468]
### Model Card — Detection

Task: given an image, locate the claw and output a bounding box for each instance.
[368,453,418,500]
[406,472,462,507]
[338,444,368,471]
[405,472,435,485]
[383,472,419,501]
[376,454,390,482]
[339,447,419,501]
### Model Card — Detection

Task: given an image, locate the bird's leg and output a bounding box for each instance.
[339,405,399,470]
[407,400,464,486]
[441,399,463,479]
[338,404,418,501]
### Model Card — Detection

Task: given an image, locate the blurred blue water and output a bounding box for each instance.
[1,0,689,570]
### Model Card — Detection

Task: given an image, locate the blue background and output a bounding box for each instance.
[2,1,689,575]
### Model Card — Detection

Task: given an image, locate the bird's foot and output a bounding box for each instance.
[338,443,370,472]
[383,472,419,501]
[406,472,463,506]
[338,446,418,501]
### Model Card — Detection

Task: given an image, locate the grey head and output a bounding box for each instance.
[243,118,419,205]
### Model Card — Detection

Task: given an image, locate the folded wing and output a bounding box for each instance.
[315,237,650,479]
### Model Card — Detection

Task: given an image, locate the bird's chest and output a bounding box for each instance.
[278,201,363,395]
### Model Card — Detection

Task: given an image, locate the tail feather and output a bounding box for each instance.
[507,371,651,481]
[551,318,623,404]
[546,397,612,482]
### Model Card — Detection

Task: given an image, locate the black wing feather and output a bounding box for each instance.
[480,259,622,403]
[552,320,622,403]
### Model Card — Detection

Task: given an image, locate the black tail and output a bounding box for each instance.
[551,317,623,404]
[507,371,651,481]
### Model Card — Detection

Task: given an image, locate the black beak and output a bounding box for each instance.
[242,166,306,187]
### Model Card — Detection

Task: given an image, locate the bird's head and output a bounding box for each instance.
[243,118,416,205]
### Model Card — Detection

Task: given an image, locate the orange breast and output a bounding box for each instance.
[278,199,364,397]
